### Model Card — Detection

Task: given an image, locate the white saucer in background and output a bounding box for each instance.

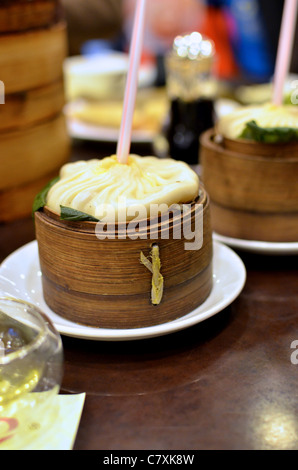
[213,232,298,256]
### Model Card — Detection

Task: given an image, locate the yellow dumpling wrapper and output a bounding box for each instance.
[46,154,199,221]
[70,102,146,130]
[217,103,298,139]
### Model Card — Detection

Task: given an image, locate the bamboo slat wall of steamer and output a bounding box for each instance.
[0,1,70,222]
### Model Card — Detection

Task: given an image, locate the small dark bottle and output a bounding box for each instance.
[163,32,217,165]
[165,96,215,164]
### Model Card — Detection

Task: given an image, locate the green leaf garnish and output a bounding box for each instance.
[32,176,60,215]
[283,94,298,105]
[32,178,99,222]
[60,206,99,222]
[239,120,298,143]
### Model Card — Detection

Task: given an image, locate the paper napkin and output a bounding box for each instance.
[0,393,86,450]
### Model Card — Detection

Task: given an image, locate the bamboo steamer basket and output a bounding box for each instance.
[0,113,70,192]
[0,80,65,132]
[0,0,59,33]
[0,170,59,222]
[35,187,213,329]
[0,21,67,94]
[0,13,70,222]
[200,129,298,242]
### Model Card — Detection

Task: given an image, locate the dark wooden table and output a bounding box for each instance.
[1,139,298,450]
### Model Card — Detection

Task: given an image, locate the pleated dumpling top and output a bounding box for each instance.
[217,103,298,139]
[46,154,200,221]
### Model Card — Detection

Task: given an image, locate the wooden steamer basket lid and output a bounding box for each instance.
[35,187,213,329]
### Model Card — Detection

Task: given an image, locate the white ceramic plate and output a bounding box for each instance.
[0,240,246,341]
[64,52,158,143]
[213,232,298,256]
[66,98,239,144]
[66,117,156,143]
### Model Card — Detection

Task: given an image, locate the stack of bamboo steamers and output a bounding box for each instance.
[0,0,70,222]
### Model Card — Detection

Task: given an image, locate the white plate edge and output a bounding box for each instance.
[213,232,298,255]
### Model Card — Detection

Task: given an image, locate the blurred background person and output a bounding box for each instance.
[201,0,297,82]
[123,0,206,84]
[61,0,297,83]
[123,0,205,53]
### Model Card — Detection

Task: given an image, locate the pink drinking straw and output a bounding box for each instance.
[273,0,298,105]
[116,0,147,164]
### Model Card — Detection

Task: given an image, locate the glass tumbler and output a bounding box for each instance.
[0,297,63,449]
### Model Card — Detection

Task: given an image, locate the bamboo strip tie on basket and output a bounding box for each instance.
[140,245,164,306]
